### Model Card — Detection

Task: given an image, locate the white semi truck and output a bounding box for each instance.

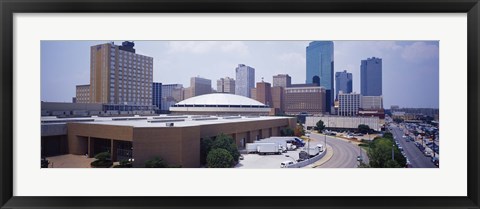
[256,143,282,155]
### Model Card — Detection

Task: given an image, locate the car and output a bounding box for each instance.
[280,161,294,168]
[357,156,363,161]
[239,155,244,160]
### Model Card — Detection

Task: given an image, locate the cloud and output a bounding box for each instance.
[167,41,249,55]
[401,42,439,63]
[277,52,306,65]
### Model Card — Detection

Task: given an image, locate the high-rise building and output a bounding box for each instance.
[217,77,235,94]
[361,96,383,110]
[284,86,326,115]
[361,57,382,96]
[273,74,291,88]
[335,70,353,99]
[190,77,212,97]
[75,84,90,104]
[306,41,334,113]
[152,82,162,113]
[254,82,273,107]
[235,64,255,98]
[89,41,153,106]
[161,84,183,111]
[338,92,360,116]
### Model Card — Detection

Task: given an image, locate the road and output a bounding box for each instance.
[309,133,368,168]
[389,124,436,168]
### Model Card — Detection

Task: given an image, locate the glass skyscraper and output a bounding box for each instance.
[360,57,382,96]
[306,41,334,113]
[235,64,255,98]
[335,70,353,99]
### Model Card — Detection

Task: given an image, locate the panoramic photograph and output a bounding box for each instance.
[40,40,439,169]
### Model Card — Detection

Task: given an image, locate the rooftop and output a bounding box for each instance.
[176,93,267,107]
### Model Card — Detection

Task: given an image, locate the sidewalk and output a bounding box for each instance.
[308,145,334,168]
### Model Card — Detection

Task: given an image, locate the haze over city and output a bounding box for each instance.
[41,41,439,108]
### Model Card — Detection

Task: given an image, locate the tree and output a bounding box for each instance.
[280,127,294,136]
[315,120,326,132]
[90,152,113,168]
[145,157,167,168]
[383,132,394,139]
[207,148,234,168]
[211,133,240,162]
[200,138,214,165]
[357,124,371,134]
[294,124,305,137]
[366,138,406,168]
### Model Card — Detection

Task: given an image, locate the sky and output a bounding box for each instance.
[41,40,439,108]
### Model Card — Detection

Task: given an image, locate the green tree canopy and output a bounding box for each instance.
[94,152,110,161]
[357,124,371,134]
[366,138,406,168]
[294,123,305,137]
[281,127,294,136]
[315,120,326,132]
[207,148,234,168]
[383,132,394,139]
[145,157,167,168]
[211,133,240,162]
[200,138,214,165]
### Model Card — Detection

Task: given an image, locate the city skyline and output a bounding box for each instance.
[41,40,439,108]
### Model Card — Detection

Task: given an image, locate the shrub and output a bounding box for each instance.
[145,157,167,168]
[207,148,234,168]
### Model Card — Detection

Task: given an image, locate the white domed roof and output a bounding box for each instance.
[177,93,267,106]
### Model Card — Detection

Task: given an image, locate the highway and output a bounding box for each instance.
[308,133,368,168]
[389,124,436,168]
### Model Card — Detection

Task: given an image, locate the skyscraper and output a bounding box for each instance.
[306,41,334,113]
[90,41,153,106]
[254,81,273,107]
[161,84,183,111]
[360,57,382,96]
[217,77,235,94]
[152,82,162,113]
[335,70,353,99]
[273,74,291,88]
[235,64,255,98]
[75,84,90,103]
[190,76,212,97]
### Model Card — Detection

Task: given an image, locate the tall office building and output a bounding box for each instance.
[89,41,153,106]
[306,41,334,113]
[360,57,382,96]
[338,92,361,116]
[217,77,235,94]
[335,70,353,99]
[235,64,255,98]
[161,84,183,111]
[273,74,291,88]
[190,77,212,97]
[152,82,162,113]
[75,84,90,104]
[271,86,285,114]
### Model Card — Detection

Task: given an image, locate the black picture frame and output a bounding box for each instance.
[1,0,479,208]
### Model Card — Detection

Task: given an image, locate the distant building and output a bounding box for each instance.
[161,84,183,111]
[361,57,382,96]
[254,82,273,107]
[72,97,76,103]
[152,82,162,113]
[89,41,153,106]
[235,64,255,98]
[306,116,381,131]
[306,41,334,113]
[75,84,90,104]
[361,96,383,110]
[273,74,291,88]
[338,92,360,116]
[271,86,285,114]
[284,85,326,115]
[335,70,352,99]
[250,88,257,100]
[190,77,212,97]
[217,77,235,94]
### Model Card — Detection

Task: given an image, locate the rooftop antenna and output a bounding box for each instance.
[261,77,264,82]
